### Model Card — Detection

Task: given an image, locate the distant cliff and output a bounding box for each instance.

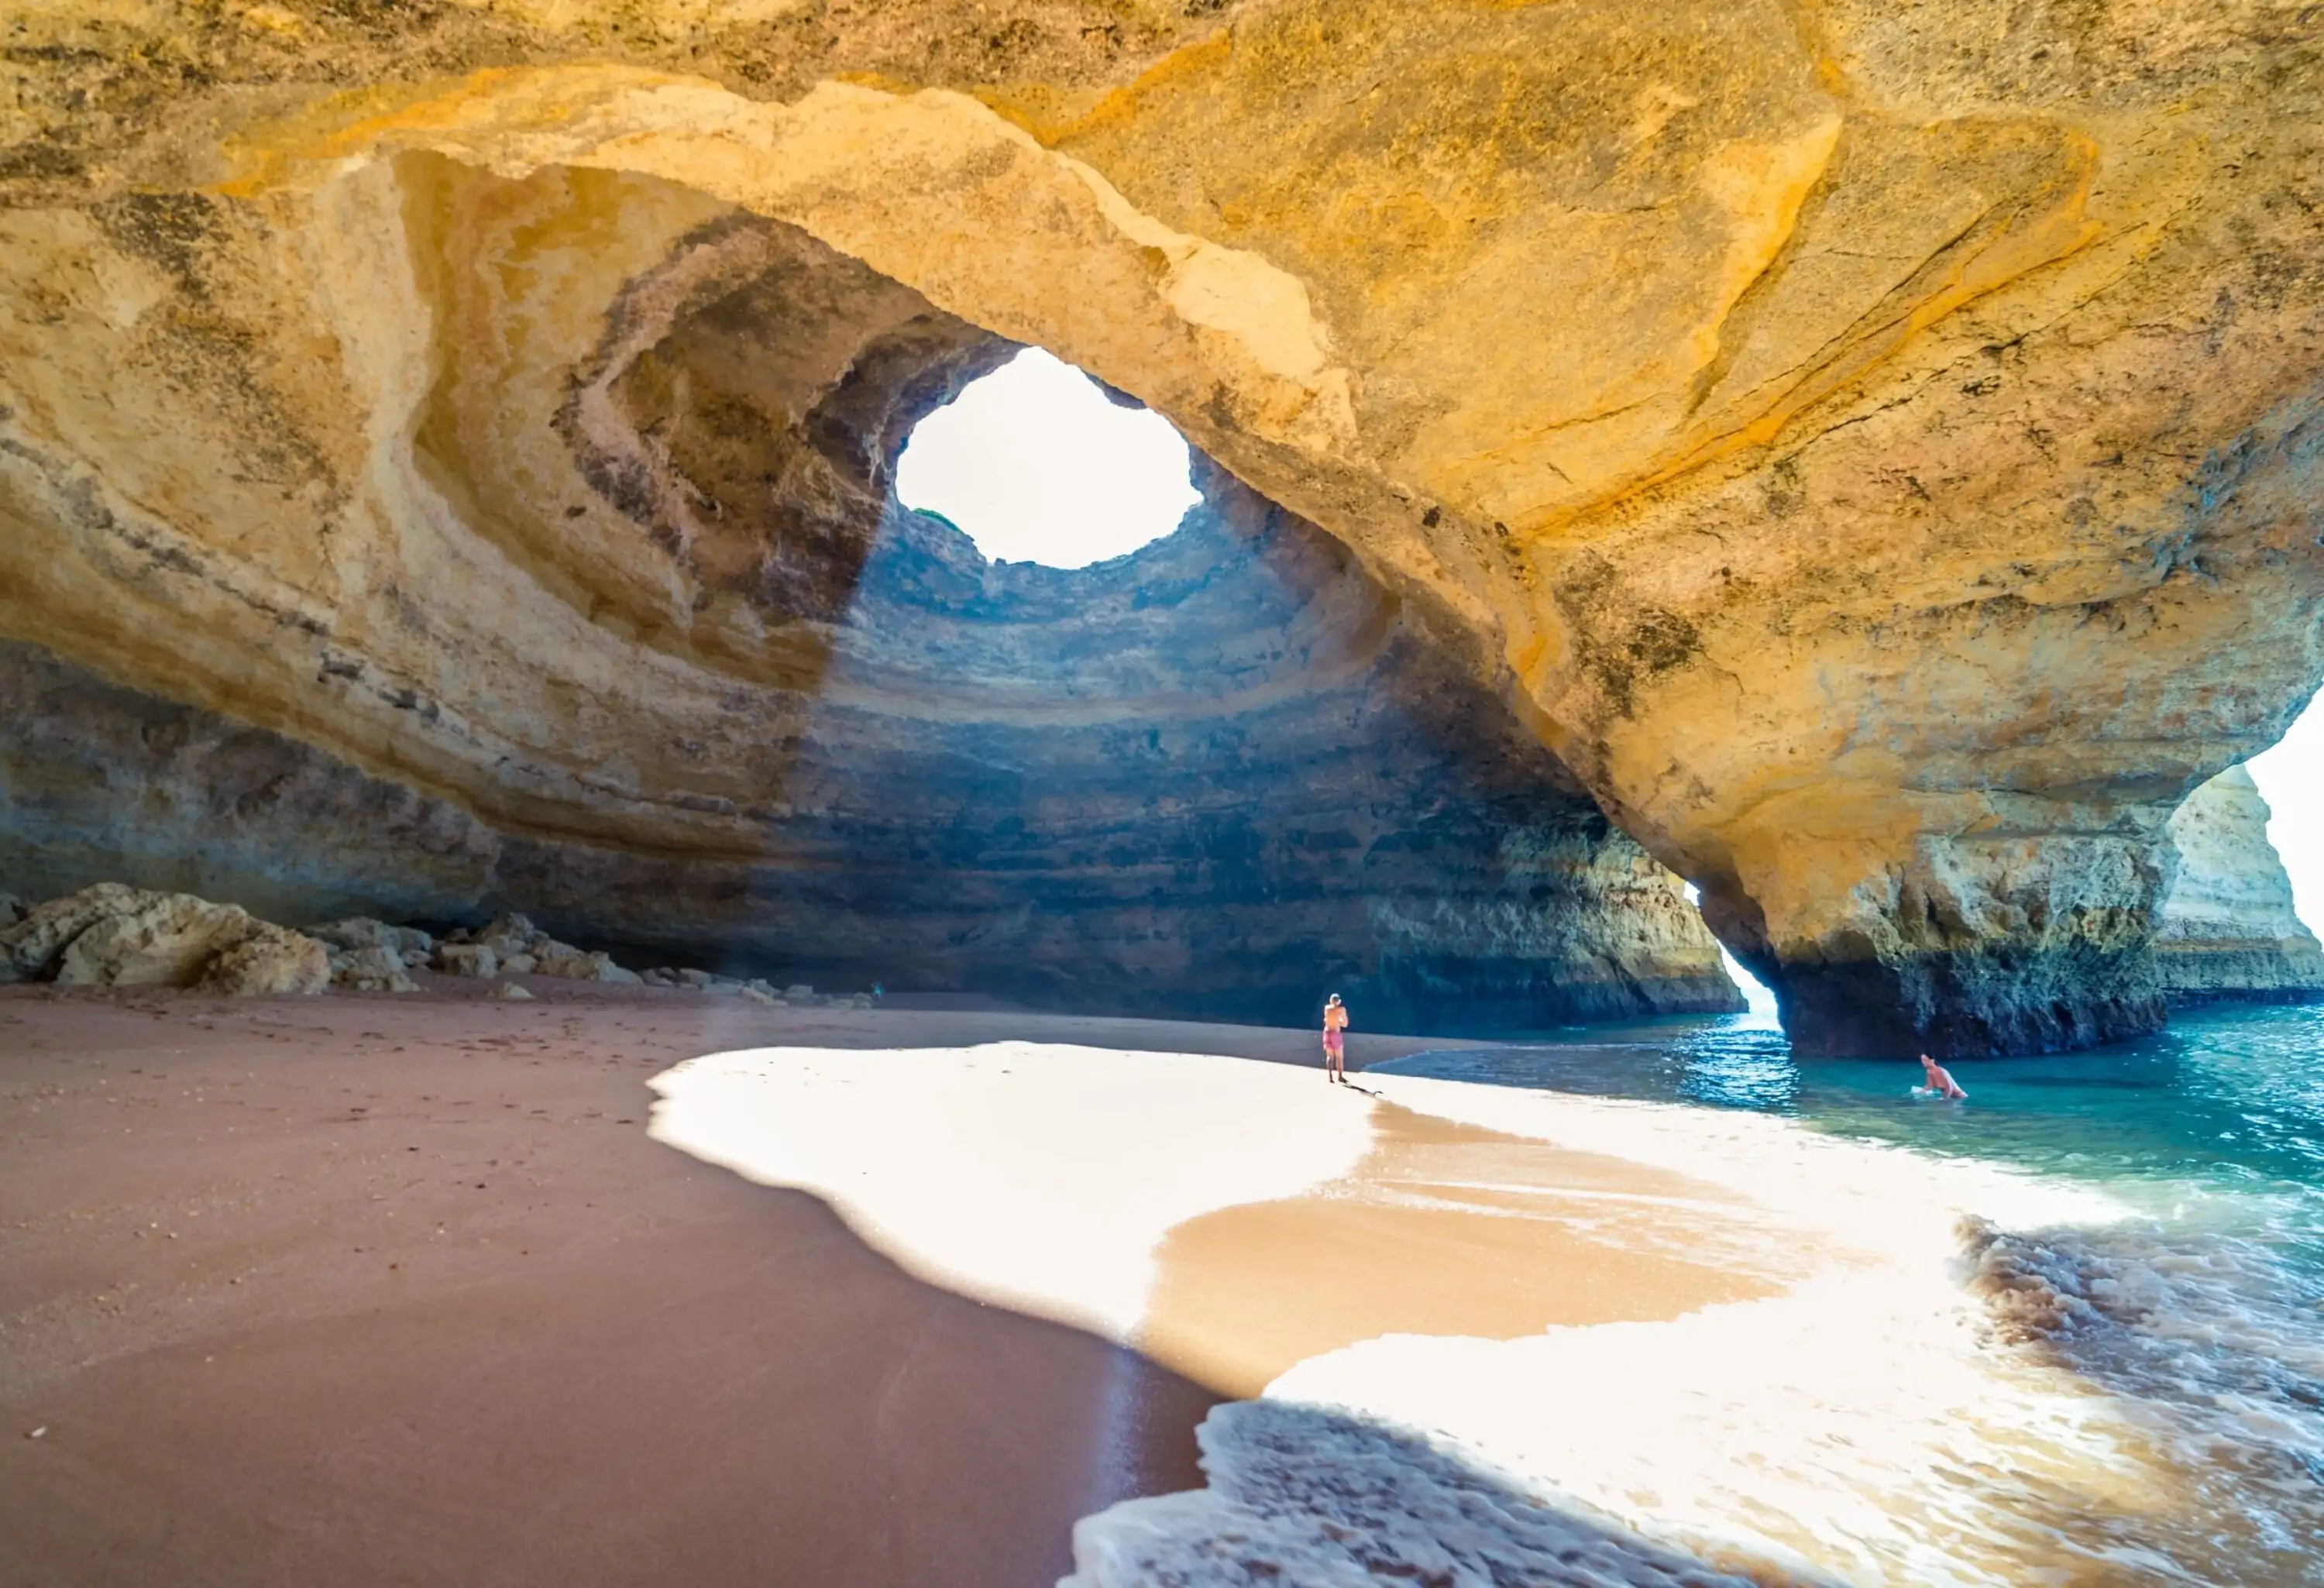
[2157,768,2324,1005]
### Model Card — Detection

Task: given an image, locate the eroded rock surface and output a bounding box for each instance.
[2157,768,2324,1005]
[0,884,328,995]
[198,926,332,997]
[327,944,420,995]
[0,472,1740,1031]
[2,1,2319,1050]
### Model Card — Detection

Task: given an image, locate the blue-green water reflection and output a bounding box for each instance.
[1376,1005,2324,1581]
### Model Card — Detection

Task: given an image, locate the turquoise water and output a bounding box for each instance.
[1376,1005,2324,1583]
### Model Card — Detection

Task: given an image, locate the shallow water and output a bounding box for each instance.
[650,1022,2324,1586]
[1383,1005,2324,1209]
[1358,1005,2324,1586]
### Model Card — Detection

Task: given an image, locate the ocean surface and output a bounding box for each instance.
[1357,1003,2324,1586]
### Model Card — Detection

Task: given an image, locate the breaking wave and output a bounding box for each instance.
[1064,1007,2324,1586]
[1064,1400,1803,1588]
[1961,1216,2324,1573]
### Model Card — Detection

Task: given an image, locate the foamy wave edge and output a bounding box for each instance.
[1061,1072,2324,1586]
[1064,1399,1796,1588]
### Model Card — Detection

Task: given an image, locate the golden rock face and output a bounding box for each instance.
[1,0,2318,1053]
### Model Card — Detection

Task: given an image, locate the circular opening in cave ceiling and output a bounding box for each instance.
[896,348,1202,569]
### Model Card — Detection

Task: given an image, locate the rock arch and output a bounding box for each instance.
[2,0,2320,1050]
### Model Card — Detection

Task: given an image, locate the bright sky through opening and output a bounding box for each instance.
[896,349,1202,569]
[2247,691,2324,938]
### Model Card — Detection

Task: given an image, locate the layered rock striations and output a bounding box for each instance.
[1,457,1741,1029]
[2,1,2320,1051]
[2156,768,2324,1005]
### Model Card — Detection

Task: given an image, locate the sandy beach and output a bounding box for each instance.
[0,985,1468,1588]
[4,982,2269,1586]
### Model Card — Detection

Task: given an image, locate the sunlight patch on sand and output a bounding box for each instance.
[652,1042,2187,1586]
[1136,1099,1807,1397]
[646,1042,1373,1339]
[1238,1074,2178,1585]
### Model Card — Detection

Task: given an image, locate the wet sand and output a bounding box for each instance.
[0,985,1469,1588]
[1136,1102,1799,1396]
[645,1036,2222,1585]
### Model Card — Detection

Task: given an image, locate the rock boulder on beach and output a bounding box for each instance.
[197,927,331,998]
[476,914,545,960]
[308,917,435,958]
[433,944,499,979]
[0,884,328,995]
[328,945,420,995]
[2,884,146,983]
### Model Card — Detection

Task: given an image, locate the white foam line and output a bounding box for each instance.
[1365,1071,2130,1244]
[1240,1071,2164,1584]
[649,1040,2172,1584]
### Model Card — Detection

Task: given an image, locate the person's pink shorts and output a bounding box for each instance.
[1323,1029,1345,1057]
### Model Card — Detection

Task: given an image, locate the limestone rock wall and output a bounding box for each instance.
[2,0,2319,1053]
[0,478,1740,1033]
[2157,767,2324,1005]
[0,638,504,926]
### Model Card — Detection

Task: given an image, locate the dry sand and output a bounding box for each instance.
[0,985,1472,1588]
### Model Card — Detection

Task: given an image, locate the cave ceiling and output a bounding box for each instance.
[2,0,2319,1053]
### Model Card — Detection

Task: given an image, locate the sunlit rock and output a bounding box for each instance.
[2,0,2318,1050]
[2157,768,2324,1005]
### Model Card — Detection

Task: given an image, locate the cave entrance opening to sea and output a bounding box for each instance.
[896,347,1203,569]
[2249,693,2324,938]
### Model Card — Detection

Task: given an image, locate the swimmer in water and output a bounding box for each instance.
[1919,1052,1968,1100]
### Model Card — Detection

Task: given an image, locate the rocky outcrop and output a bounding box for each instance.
[2157,768,2324,1005]
[0,884,328,995]
[2,2,2318,1051]
[432,944,497,979]
[327,945,420,995]
[310,917,430,992]
[197,928,332,998]
[308,919,437,961]
[447,913,641,984]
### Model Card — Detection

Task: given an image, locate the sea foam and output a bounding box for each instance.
[1073,1071,2315,1585]
[651,1042,2315,1586]
[1064,1399,1776,1588]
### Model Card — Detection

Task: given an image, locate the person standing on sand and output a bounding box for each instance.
[1322,993,1350,1085]
[1920,1053,1968,1100]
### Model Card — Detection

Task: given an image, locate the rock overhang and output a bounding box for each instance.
[2,0,2320,1052]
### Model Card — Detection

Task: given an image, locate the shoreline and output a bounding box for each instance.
[5,985,2269,1585]
[0,986,1473,1588]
